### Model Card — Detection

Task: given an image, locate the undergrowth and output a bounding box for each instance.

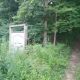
[0,43,71,80]
[75,63,80,80]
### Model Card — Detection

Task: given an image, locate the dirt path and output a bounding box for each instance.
[64,43,80,80]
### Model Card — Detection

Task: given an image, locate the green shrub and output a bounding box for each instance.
[0,43,71,80]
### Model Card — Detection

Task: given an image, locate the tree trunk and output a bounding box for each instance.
[43,20,48,45]
[43,0,48,46]
[53,31,57,46]
[53,11,57,46]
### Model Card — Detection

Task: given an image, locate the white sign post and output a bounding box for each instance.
[9,24,27,53]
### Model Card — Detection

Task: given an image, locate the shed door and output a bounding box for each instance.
[10,32,25,52]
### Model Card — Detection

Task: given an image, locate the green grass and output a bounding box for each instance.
[0,43,71,80]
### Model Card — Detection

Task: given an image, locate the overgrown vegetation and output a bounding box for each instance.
[0,43,71,80]
[75,64,80,80]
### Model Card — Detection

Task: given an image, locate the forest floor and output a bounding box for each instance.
[64,42,80,80]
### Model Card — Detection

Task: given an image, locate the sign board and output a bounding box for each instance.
[9,24,27,53]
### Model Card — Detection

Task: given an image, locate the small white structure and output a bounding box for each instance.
[9,24,27,53]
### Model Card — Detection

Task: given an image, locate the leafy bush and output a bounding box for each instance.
[0,43,71,80]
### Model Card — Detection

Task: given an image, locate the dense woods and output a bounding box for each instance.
[0,0,80,45]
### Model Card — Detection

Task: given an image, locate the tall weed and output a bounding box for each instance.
[0,43,71,80]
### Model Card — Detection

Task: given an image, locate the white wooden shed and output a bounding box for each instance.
[9,24,27,53]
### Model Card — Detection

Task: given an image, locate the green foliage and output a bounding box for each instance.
[0,0,18,20]
[75,64,80,80]
[12,0,80,43]
[0,19,9,38]
[0,43,71,80]
[0,0,80,43]
[0,0,18,38]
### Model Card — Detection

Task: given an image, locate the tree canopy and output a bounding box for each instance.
[0,0,80,44]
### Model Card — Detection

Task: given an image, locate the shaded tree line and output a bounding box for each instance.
[0,0,80,45]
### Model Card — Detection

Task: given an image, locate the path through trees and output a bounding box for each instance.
[64,42,80,80]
